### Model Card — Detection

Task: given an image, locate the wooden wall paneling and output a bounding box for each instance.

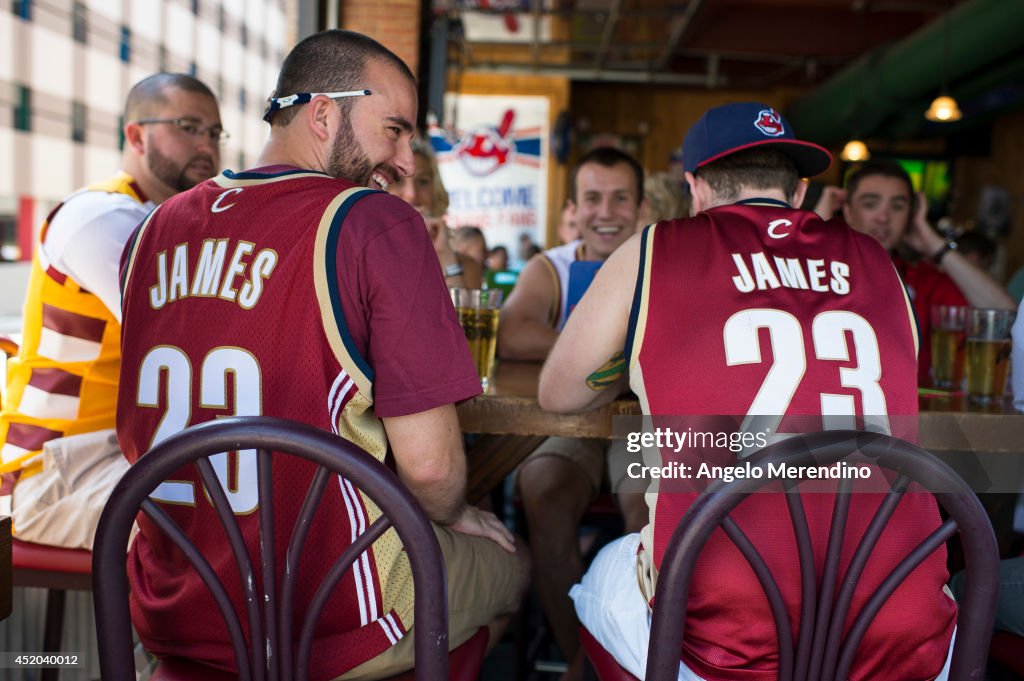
[953,109,1024,279]
[570,84,811,173]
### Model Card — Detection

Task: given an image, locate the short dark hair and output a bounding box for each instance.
[455,226,485,243]
[694,148,800,202]
[125,73,217,121]
[268,29,414,127]
[844,159,913,199]
[571,147,644,205]
[957,231,997,261]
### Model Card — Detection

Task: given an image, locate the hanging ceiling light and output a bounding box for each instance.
[926,3,962,123]
[840,139,871,162]
[925,94,963,122]
[841,13,872,164]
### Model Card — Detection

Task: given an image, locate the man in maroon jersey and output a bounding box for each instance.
[539,102,956,680]
[117,30,527,680]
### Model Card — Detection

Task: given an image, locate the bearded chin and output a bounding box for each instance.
[327,117,373,185]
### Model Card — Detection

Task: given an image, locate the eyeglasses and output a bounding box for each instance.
[262,90,372,123]
[135,118,230,143]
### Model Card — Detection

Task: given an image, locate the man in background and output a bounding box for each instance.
[816,160,1014,384]
[0,73,222,549]
[498,146,647,680]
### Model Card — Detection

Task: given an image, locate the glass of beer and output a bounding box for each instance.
[930,305,968,389]
[450,288,503,391]
[965,308,1015,404]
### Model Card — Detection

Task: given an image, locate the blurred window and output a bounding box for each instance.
[0,213,17,262]
[14,85,31,132]
[13,0,31,20]
[72,1,87,43]
[119,26,130,62]
[72,102,86,143]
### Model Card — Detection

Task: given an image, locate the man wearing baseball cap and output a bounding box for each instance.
[538,102,955,679]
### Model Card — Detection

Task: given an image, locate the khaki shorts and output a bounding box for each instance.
[12,428,129,550]
[336,523,521,680]
[522,437,642,497]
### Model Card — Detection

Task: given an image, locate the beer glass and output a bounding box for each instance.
[965,308,1015,404]
[929,305,968,389]
[450,288,503,391]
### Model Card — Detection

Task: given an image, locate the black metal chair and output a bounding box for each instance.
[645,429,1000,681]
[93,416,450,681]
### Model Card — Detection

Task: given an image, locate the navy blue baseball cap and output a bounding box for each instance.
[682,102,832,178]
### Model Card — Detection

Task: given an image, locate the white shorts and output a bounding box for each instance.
[570,533,956,681]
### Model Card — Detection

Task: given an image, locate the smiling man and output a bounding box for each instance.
[498,147,645,359]
[815,160,1015,385]
[497,146,647,681]
[0,72,221,549]
[116,30,526,680]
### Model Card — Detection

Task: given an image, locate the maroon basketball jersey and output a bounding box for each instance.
[117,167,480,678]
[627,201,954,680]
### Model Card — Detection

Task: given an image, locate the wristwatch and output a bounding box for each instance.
[444,262,465,277]
[932,241,958,265]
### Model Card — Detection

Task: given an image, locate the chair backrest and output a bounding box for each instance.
[93,416,448,681]
[646,429,1000,681]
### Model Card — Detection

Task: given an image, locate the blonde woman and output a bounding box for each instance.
[387,141,483,289]
[638,170,690,225]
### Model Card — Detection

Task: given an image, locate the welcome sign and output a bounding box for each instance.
[429,94,549,269]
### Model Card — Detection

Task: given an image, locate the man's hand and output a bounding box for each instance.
[450,505,516,553]
[902,191,946,258]
[813,186,846,220]
[425,217,455,261]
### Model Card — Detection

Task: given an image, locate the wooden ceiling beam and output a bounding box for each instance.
[656,0,707,70]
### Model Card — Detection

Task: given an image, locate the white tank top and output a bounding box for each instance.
[538,239,584,331]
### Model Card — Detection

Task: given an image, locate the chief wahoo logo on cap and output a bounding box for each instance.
[754,109,785,137]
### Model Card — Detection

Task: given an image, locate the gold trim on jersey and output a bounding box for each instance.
[120,206,163,300]
[313,188,375,398]
[310,187,391,462]
[893,261,920,356]
[536,255,562,328]
[628,224,657,381]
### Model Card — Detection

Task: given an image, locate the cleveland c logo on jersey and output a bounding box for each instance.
[754,109,785,137]
[212,188,244,213]
[767,219,792,239]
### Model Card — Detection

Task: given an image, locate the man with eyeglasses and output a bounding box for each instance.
[116,30,526,680]
[0,72,222,550]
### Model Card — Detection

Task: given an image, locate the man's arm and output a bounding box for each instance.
[426,217,483,289]
[905,193,1015,310]
[457,252,484,289]
[382,404,514,551]
[539,234,640,414]
[497,256,560,360]
[812,186,846,220]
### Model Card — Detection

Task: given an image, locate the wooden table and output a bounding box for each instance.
[459,360,1024,501]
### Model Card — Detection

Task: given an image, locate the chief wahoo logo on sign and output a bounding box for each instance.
[754,109,785,137]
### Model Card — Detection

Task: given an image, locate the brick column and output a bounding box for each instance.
[342,0,421,74]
